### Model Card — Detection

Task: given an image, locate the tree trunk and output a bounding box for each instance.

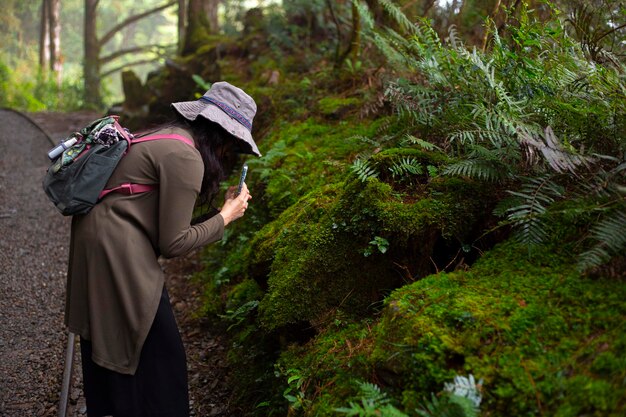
[84,0,101,108]
[422,0,437,16]
[178,0,186,54]
[182,0,220,55]
[206,0,219,34]
[338,1,361,66]
[39,0,50,72]
[83,0,175,107]
[48,0,62,85]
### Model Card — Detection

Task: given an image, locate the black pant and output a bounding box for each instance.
[81,287,189,417]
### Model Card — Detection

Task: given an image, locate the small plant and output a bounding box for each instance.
[364,236,389,257]
[389,156,423,180]
[191,74,212,93]
[337,375,482,417]
[220,300,259,331]
[443,374,483,408]
[282,368,309,412]
[352,158,379,182]
[401,135,442,152]
[335,381,408,417]
[344,58,363,76]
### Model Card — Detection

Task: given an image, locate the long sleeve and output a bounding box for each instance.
[157,144,224,258]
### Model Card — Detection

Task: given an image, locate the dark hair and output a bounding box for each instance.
[138,115,239,210]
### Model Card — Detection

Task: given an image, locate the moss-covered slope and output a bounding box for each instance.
[279,241,626,416]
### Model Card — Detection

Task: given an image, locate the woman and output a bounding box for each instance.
[65,82,260,416]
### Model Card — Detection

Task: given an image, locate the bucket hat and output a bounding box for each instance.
[171,81,261,156]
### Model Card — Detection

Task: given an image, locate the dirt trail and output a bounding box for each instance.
[0,110,237,417]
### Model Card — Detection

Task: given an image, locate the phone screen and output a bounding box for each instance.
[237,164,248,195]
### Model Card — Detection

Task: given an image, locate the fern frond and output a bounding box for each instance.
[447,25,462,49]
[389,157,423,178]
[587,159,626,197]
[372,30,411,67]
[402,135,442,151]
[356,381,386,402]
[443,159,511,182]
[448,127,514,147]
[459,48,524,110]
[416,392,478,417]
[578,210,626,272]
[519,126,590,173]
[414,17,442,51]
[378,0,417,35]
[443,374,483,408]
[352,158,379,182]
[352,134,382,148]
[504,176,564,246]
[352,0,375,30]
[336,380,409,417]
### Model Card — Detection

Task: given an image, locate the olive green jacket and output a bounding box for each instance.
[65,127,223,375]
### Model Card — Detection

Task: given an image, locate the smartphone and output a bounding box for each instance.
[237,164,248,196]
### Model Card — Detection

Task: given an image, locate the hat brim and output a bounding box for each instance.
[171,100,261,157]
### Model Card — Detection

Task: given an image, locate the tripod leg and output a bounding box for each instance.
[58,331,76,417]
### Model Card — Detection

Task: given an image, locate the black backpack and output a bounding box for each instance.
[42,116,194,216]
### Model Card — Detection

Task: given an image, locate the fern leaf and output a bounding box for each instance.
[389,157,423,179]
[519,126,590,174]
[403,135,442,151]
[378,0,417,35]
[447,25,462,49]
[578,210,626,272]
[372,31,410,67]
[504,176,564,246]
[352,0,375,30]
[443,159,510,182]
[352,158,379,182]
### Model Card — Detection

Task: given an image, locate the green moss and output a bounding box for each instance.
[274,241,626,416]
[276,319,376,414]
[373,242,626,416]
[244,117,379,217]
[248,157,491,331]
[318,96,361,118]
[226,279,264,309]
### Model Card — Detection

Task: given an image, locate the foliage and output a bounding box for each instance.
[564,0,626,66]
[157,2,626,416]
[351,1,625,270]
[495,175,565,247]
[335,375,481,417]
[3,0,625,414]
[0,54,85,111]
[352,158,379,182]
[1,0,178,109]
[335,381,408,417]
[577,159,626,271]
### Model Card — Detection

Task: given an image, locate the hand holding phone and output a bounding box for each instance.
[237,164,248,196]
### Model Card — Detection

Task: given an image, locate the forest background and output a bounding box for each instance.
[2,0,626,416]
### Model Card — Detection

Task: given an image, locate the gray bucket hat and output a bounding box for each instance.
[171,81,261,156]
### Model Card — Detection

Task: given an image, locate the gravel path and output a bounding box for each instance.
[0,109,72,416]
[0,110,238,417]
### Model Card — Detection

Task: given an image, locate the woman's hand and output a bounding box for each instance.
[219,183,252,226]
[224,185,238,202]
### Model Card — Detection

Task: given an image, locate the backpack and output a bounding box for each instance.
[42,115,194,216]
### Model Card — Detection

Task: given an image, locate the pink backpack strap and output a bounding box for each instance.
[98,134,195,201]
[99,183,156,200]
